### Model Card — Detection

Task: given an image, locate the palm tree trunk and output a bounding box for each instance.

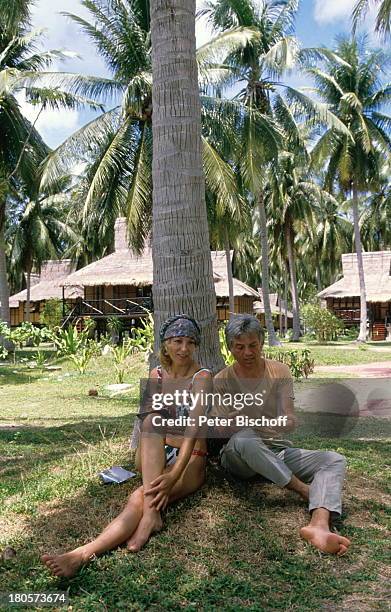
[258,194,280,346]
[285,222,301,341]
[150,0,224,372]
[284,276,288,334]
[0,212,10,326]
[352,183,368,342]
[25,267,31,323]
[279,292,282,336]
[224,229,235,318]
[315,264,322,291]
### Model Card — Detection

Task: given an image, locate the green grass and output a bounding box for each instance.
[280,340,391,366]
[0,348,390,611]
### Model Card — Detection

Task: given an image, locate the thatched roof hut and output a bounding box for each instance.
[253,290,293,318]
[63,218,258,300]
[9,260,83,307]
[317,251,391,340]
[317,251,391,302]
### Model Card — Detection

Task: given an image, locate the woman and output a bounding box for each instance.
[42,315,212,577]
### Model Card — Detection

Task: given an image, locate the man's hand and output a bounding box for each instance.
[145,472,178,511]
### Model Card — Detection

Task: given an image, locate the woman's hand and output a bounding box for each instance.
[145,472,178,511]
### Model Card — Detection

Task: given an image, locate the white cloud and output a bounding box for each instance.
[313,0,356,25]
[16,92,80,147]
[312,0,380,42]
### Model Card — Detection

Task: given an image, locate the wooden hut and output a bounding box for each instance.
[62,218,259,331]
[9,260,83,327]
[317,251,391,341]
[253,291,293,330]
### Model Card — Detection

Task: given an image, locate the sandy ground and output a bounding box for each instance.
[315,361,391,377]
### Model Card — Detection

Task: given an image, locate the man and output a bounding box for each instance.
[212,314,351,555]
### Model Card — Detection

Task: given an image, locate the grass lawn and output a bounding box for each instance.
[0,346,390,611]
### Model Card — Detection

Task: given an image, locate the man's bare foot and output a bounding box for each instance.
[41,548,90,578]
[127,512,162,552]
[300,525,351,555]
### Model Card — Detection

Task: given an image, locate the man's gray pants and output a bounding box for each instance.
[220,428,346,515]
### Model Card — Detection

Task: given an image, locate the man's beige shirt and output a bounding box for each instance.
[211,359,294,447]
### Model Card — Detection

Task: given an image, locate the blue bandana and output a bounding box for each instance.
[159,315,201,346]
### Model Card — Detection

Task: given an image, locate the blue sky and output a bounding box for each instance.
[21,0,384,149]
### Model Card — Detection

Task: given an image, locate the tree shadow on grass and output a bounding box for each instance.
[0,415,137,488]
[2,458,388,610]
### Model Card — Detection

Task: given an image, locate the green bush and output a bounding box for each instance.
[302,304,343,342]
[40,299,65,329]
[10,322,43,347]
[264,347,314,380]
[128,313,154,355]
[218,327,314,380]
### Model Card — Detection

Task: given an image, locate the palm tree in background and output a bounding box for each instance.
[7,188,78,321]
[352,0,391,37]
[309,36,391,341]
[39,0,261,260]
[0,1,102,324]
[199,0,351,344]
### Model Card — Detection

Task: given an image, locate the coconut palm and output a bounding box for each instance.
[352,0,391,37]
[38,0,262,260]
[150,0,224,371]
[7,189,78,321]
[199,0,351,345]
[309,36,391,341]
[0,1,102,324]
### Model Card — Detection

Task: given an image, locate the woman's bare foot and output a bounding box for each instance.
[41,548,91,578]
[300,525,351,555]
[127,511,163,552]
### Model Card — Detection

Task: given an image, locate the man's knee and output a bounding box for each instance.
[324,451,347,471]
[229,432,267,457]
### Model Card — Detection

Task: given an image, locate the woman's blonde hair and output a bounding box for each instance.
[159,341,172,370]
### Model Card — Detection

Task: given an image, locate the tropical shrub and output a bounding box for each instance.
[112,341,133,383]
[302,304,343,342]
[40,299,65,329]
[69,347,94,374]
[128,314,154,355]
[107,316,123,344]
[219,328,314,379]
[219,326,234,366]
[9,322,43,347]
[264,347,315,380]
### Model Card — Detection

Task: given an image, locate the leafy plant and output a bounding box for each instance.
[264,347,315,380]
[302,304,343,342]
[34,350,47,368]
[40,299,65,329]
[112,341,133,383]
[0,345,9,360]
[128,314,154,355]
[69,347,94,374]
[9,322,43,347]
[53,326,86,357]
[219,326,234,366]
[107,316,123,340]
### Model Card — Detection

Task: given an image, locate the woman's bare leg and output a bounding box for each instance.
[127,456,205,551]
[126,421,167,551]
[42,487,144,577]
